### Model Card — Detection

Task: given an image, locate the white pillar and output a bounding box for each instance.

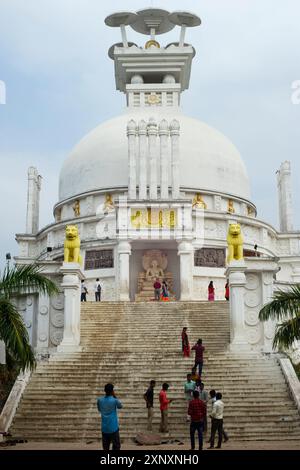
[159,119,169,199]
[138,120,147,200]
[178,240,194,300]
[277,161,293,232]
[225,261,249,351]
[179,24,187,47]
[118,241,131,301]
[120,24,128,47]
[262,272,276,353]
[0,341,5,365]
[170,119,180,199]
[147,118,158,200]
[127,120,137,200]
[36,293,50,353]
[26,167,42,234]
[57,263,84,353]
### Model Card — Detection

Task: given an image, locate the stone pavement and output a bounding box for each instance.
[1,440,300,451]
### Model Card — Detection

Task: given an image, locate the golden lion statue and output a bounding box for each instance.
[227,223,244,263]
[64,225,82,264]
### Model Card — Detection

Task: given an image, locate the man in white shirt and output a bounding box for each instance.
[208,392,224,449]
[94,278,102,302]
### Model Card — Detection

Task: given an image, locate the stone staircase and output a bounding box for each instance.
[10,301,300,442]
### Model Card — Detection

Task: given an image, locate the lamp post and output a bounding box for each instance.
[5,253,11,269]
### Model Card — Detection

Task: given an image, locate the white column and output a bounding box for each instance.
[225,261,249,351]
[36,293,50,353]
[159,119,169,199]
[0,341,5,365]
[57,263,84,353]
[138,120,147,200]
[262,272,276,353]
[147,118,158,199]
[170,119,180,199]
[277,161,293,232]
[127,120,137,200]
[120,24,128,47]
[179,24,187,47]
[118,241,131,301]
[26,167,42,234]
[178,240,194,300]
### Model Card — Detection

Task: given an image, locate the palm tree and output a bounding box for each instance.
[0,264,59,371]
[259,284,300,350]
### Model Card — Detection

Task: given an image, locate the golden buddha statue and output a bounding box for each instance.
[247,206,254,217]
[56,207,62,222]
[73,200,80,217]
[192,193,207,210]
[227,199,235,214]
[103,194,115,213]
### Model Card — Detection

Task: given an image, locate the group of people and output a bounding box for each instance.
[208,280,230,301]
[153,278,169,301]
[96,332,227,451]
[181,329,228,450]
[152,279,230,302]
[80,279,102,302]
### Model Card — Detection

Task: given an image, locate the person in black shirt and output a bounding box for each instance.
[144,380,156,431]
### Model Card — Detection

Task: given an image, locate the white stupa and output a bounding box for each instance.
[15,8,300,356]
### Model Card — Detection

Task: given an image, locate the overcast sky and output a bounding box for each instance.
[0,0,300,266]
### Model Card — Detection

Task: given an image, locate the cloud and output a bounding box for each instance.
[0,0,300,269]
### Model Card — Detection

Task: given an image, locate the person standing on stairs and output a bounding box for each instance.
[192,339,205,380]
[207,389,229,445]
[181,327,190,358]
[196,382,208,432]
[208,281,215,301]
[208,392,225,449]
[153,278,161,301]
[81,280,88,302]
[191,366,200,383]
[225,280,230,301]
[184,374,196,421]
[94,278,102,301]
[144,380,156,431]
[159,383,173,434]
[188,390,206,451]
[97,383,123,451]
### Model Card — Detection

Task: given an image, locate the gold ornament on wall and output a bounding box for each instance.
[56,207,62,222]
[227,199,235,214]
[147,93,161,105]
[73,200,80,217]
[145,39,160,49]
[103,194,115,213]
[247,206,254,217]
[192,193,207,210]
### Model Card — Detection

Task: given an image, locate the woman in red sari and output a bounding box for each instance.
[181,327,190,358]
[225,281,230,301]
[208,281,215,301]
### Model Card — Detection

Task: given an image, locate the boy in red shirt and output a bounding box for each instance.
[159,383,173,433]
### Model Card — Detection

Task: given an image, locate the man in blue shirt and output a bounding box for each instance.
[97,383,123,451]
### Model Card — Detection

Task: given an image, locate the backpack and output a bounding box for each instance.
[97,283,101,292]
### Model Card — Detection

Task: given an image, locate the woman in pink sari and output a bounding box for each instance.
[208,281,215,301]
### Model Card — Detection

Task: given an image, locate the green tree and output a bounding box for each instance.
[0,264,58,371]
[259,285,300,350]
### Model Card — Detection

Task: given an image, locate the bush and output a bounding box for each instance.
[0,355,20,412]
